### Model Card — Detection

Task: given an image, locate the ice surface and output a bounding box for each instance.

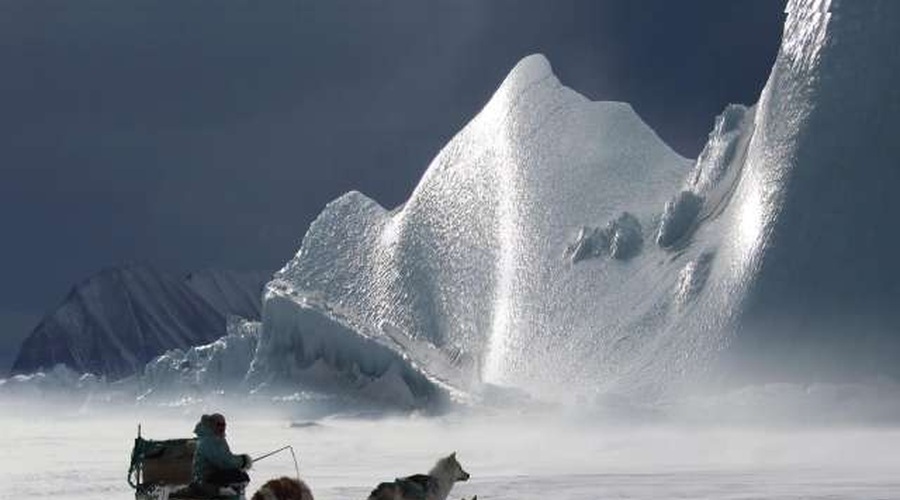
[249,293,450,409]
[656,190,703,248]
[3,411,900,500]
[138,316,261,400]
[564,212,643,262]
[688,104,750,197]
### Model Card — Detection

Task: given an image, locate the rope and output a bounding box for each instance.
[253,445,301,480]
[288,445,301,480]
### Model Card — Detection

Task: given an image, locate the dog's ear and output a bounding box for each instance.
[451,451,457,459]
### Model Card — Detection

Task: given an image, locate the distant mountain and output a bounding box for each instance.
[185,269,270,321]
[10,264,270,378]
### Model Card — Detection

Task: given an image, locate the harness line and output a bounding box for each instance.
[253,445,300,480]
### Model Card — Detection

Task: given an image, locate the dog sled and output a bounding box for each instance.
[128,424,473,500]
[128,426,248,500]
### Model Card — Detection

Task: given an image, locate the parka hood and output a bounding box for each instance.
[194,419,213,437]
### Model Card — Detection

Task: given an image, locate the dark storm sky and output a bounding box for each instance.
[0,1,785,368]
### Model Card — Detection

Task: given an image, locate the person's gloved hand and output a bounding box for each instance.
[241,454,253,470]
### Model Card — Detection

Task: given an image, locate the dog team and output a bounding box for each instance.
[191,413,475,500]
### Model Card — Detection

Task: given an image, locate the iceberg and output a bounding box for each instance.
[719,0,900,383]
[138,316,261,400]
[256,53,696,403]
[6,1,899,415]
[254,0,900,406]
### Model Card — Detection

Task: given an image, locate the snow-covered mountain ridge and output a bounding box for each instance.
[10,264,270,378]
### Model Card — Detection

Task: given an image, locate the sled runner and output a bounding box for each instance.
[128,426,247,500]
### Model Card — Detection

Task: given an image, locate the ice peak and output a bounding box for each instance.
[504,53,555,87]
[491,54,557,99]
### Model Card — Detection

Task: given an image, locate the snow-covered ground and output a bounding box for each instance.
[4,408,900,500]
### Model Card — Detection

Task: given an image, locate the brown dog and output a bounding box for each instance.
[251,476,315,500]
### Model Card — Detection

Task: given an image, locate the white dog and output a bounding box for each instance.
[367,452,473,500]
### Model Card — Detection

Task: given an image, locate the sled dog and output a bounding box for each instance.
[367,452,472,500]
[251,476,314,500]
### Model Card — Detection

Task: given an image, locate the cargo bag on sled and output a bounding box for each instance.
[128,432,196,494]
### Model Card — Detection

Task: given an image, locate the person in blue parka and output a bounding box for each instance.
[192,413,252,492]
